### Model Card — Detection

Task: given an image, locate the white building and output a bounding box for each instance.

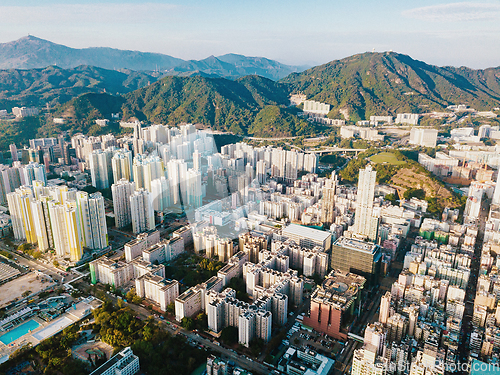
[133,154,164,192]
[112,149,133,182]
[89,148,114,190]
[150,176,171,211]
[409,128,438,148]
[352,165,378,241]
[340,126,384,141]
[89,347,139,375]
[238,310,256,347]
[303,100,330,116]
[77,191,108,250]
[112,179,135,228]
[351,345,388,375]
[175,286,202,322]
[135,274,179,312]
[130,189,155,234]
[396,113,419,125]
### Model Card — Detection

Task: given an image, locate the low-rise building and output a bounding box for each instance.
[89,347,139,375]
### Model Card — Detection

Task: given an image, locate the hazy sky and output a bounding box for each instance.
[1,0,500,68]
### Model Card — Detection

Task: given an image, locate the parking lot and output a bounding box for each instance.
[0,272,56,308]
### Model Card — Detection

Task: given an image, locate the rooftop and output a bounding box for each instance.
[333,237,379,255]
[282,224,331,242]
[90,347,136,375]
[176,286,200,302]
[311,270,366,311]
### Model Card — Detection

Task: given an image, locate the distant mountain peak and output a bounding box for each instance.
[0,36,308,80]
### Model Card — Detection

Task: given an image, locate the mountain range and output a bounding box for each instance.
[1,41,500,145]
[0,36,307,81]
[282,52,500,121]
[0,65,157,109]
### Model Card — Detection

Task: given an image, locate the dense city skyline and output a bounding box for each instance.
[0,1,500,68]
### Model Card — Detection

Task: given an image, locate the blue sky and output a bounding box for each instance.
[1,1,500,68]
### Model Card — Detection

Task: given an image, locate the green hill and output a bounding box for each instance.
[120,75,313,136]
[281,52,500,121]
[0,65,157,109]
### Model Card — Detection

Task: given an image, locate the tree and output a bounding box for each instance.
[404,188,425,200]
[249,338,265,357]
[53,260,60,268]
[220,326,238,345]
[181,317,194,331]
[385,193,398,205]
[166,302,175,314]
[195,313,208,331]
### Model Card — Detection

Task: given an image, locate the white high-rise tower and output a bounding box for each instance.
[112,179,136,228]
[493,172,500,206]
[130,189,155,234]
[352,164,379,241]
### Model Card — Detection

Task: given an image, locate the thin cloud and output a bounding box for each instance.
[0,3,180,24]
[402,2,500,22]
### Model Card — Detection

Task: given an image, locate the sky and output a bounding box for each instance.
[1,0,500,68]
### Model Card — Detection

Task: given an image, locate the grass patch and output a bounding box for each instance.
[191,362,207,375]
[370,152,406,165]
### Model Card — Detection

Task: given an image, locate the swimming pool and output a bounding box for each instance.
[0,319,40,345]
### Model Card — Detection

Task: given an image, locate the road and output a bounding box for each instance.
[105,295,271,374]
[0,241,65,284]
[333,289,383,374]
[306,147,367,155]
[457,198,489,363]
[245,136,300,141]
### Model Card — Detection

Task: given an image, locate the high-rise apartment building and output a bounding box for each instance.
[64,201,84,262]
[7,186,36,244]
[320,173,336,226]
[133,154,164,192]
[112,179,135,228]
[379,291,391,325]
[135,274,179,312]
[184,168,202,209]
[76,192,108,250]
[166,159,188,205]
[31,195,54,251]
[150,176,171,212]
[493,172,500,206]
[351,345,388,375]
[89,347,140,375]
[47,200,83,262]
[352,165,379,241]
[89,148,113,189]
[238,310,256,347]
[256,160,267,184]
[112,149,133,182]
[20,162,47,186]
[9,144,18,162]
[130,189,155,234]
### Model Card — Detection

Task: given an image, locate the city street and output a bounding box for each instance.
[334,289,383,374]
[458,197,490,363]
[103,294,272,374]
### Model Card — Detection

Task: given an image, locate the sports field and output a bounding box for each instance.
[370,152,406,165]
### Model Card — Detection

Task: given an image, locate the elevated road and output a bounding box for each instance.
[305,147,367,155]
